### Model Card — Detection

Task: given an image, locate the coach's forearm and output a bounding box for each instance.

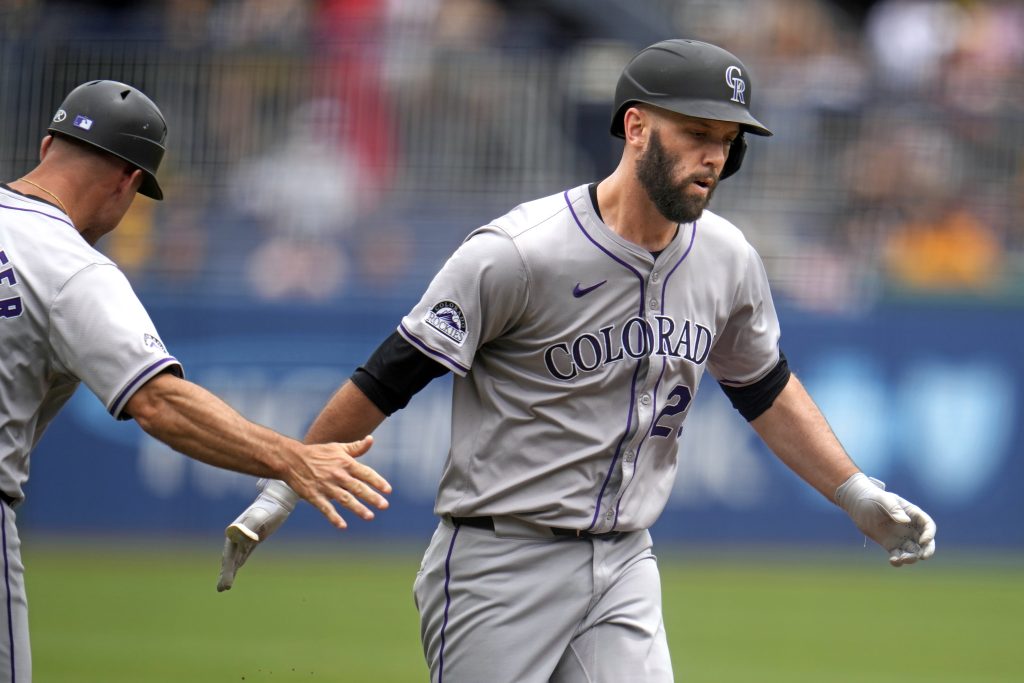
[126,372,299,479]
[750,374,859,502]
[304,380,387,445]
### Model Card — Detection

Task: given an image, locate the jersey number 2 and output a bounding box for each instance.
[651,384,693,438]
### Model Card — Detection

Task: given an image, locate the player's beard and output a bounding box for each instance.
[636,130,716,224]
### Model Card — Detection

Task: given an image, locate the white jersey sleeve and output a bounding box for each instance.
[49,263,181,419]
[707,241,781,385]
[398,226,529,376]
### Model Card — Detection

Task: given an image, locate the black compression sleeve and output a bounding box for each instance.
[350,331,450,416]
[718,351,791,422]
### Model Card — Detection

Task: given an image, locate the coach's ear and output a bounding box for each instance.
[119,167,145,196]
[39,135,56,161]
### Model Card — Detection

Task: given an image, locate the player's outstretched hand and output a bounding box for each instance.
[217,479,297,592]
[836,473,937,567]
[281,435,391,531]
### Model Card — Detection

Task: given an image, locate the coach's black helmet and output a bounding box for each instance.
[611,39,772,179]
[48,80,167,200]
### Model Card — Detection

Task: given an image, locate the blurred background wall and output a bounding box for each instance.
[1,0,1022,549]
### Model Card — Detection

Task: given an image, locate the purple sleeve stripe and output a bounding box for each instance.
[0,202,74,229]
[108,357,183,418]
[398,324,470,375]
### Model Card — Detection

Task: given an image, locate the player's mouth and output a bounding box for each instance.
[691,177,715,195]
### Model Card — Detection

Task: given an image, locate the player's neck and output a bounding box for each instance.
[595,174,678,252]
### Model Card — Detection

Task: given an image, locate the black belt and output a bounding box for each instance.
[450,516,610,538]
[0,491,15,507]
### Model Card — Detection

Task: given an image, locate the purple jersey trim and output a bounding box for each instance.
[398,323,470,375]
[2,502,14,682]
[438,524,461,683]
[564,190,646,531]
[0,202,74,230]
[612,222,698,529]
[108,357,183,418]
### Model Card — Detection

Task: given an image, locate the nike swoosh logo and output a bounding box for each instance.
[573,280,608,298]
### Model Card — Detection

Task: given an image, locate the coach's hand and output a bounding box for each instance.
[282,435,390,531]
[217,480,298,592]
[836,473,936,567]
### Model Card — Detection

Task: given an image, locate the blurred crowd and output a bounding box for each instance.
[691,0,1024,311]
[1,0,1022,312]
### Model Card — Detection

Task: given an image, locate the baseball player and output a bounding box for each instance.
[0,80,391,682]
[218,40,936,682]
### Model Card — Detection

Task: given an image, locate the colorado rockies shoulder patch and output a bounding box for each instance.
[425,300,467,345]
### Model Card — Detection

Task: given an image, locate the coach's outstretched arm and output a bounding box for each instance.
[750,374,936,566]
[218,380,389,591]
[126,373,391,531]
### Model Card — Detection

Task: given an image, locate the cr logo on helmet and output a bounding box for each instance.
[725,66,746,104]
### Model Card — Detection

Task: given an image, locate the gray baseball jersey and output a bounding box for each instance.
[0,186,182,502]
[399,183,781,533]
[402,183,781,682]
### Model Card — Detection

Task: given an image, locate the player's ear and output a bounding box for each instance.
[623,106,648,146]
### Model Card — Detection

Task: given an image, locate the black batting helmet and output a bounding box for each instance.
[611,39,772,179]
[48,80,167,200]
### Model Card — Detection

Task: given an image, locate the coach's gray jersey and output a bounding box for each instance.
[0,186,181,501]
[400,183,780,532]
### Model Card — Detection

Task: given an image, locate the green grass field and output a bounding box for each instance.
[23,539,1023,682]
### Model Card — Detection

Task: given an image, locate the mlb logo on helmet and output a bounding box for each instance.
[73,114,93,130]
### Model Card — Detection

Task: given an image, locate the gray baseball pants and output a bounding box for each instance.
[413,517,673,682]
[0,499,30,683]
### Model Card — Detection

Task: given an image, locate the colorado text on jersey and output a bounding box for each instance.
[543,315,712,380]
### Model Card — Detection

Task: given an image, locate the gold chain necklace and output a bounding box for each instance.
[18,178,69,215]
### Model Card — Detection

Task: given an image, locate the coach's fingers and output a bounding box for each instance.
[336,476,390,510]
[328,446,392,496]
[308,493,347,530]
[346,464,392,498]
[329,485,376,521]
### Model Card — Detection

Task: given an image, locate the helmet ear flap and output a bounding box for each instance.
[720,133,746,180]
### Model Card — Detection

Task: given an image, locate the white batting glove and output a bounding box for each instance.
[216,479,299,592]
[835,473,937,567]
